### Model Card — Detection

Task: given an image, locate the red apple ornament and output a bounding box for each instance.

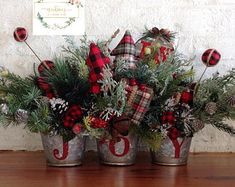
[201,49,221,67]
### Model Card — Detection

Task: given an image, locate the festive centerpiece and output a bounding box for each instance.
[1,26,234,167]
[0,27,94,166]
[76,30,154,165]
[1,27,154,166]
[133,27,235,165]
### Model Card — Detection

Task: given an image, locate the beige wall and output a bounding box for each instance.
[0,0,235,151]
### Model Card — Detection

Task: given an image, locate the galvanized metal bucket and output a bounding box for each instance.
[97,133,138,166]
[41,133,86,167]
[151,136,192,166]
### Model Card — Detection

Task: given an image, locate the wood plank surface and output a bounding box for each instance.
[0,151,235,187]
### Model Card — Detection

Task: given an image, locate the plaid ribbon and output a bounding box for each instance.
[111,30,137,61]
[86,43,110,94]
[63,105,83,128]
[125,83,153,125]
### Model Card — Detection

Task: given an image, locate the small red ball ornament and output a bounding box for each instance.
[13,27,28,42]
[201,49,221,67]
[72,124,82,134]
[38,60,54,75]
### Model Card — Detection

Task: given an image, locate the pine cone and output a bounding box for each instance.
[15,109,28,123]
[49,98,68,115]
[0,103,8,114]
[205,102,217,115]
[226,95,235,107]
[191,119,205,133]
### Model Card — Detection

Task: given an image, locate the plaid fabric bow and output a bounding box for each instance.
[86,43,110,94]
[125,82,154,125]
[63,105,83,128]
[111,30,137,62]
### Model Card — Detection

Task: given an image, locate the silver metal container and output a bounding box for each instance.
[97,133,138,166]
[151,136,192,166]
[41,133,86,167]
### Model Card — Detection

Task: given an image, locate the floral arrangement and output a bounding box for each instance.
[133,27,235,150]
[0,28,95,141]
[0,26,234,149]
[0,27,153,143]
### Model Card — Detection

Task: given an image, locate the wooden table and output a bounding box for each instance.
[0,151,234,187]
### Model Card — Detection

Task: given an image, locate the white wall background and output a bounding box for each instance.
[0,0,235,152]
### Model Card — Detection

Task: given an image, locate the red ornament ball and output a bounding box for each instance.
[72,124,82,134]
[201,49,221,67]
[180,90,193,105]
[13,27,28,42]
[38,60,54,75]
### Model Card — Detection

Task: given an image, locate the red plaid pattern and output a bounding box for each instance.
[126,85,153,125]
[63,105,83,128]
[38,60,54,75]
[86,43,110,82]
[162,111,176,125]
[202,49,221,67]
[13,27,28,42]
[86,43,110,94]
[111,30,137,61]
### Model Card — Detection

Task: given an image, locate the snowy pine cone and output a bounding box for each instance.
[226,95,235,107]
[15,109,28,123]
[49,98,69,114]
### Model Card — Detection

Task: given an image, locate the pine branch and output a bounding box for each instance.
[210,121,235,135]
[43,58,91,106]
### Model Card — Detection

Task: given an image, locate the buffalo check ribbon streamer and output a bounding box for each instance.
[125,82,154,125]
[86,43,110,94]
